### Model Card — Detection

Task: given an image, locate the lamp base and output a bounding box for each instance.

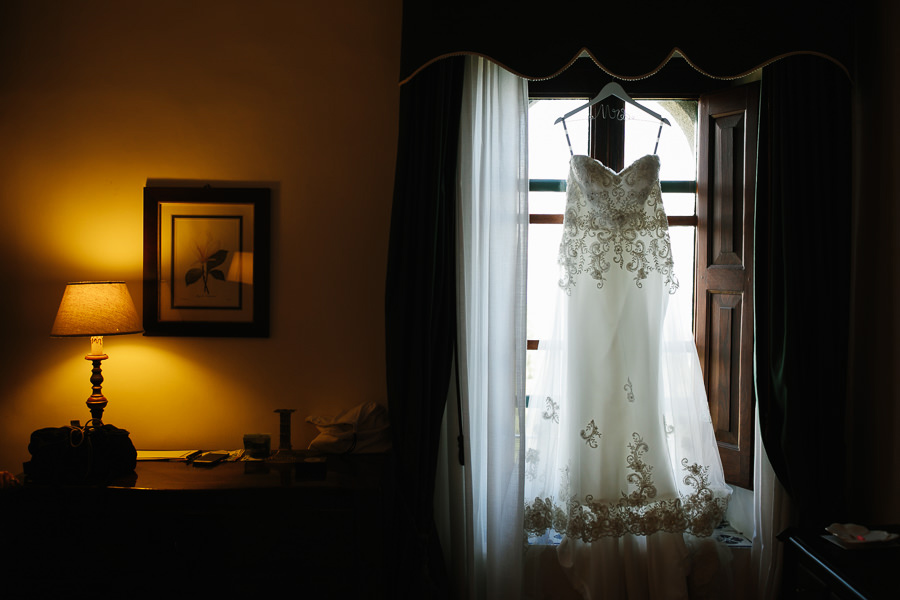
[85,354,109,422]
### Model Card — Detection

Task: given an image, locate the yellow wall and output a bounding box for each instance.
[0,0,402,469]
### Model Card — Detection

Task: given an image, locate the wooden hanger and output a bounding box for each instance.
[554,82,671,126]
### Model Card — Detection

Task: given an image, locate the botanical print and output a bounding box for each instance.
[186,232,229,296]
[149,190,267,335]
[171,216,242,309]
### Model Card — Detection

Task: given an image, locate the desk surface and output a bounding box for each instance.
[114,459,329,489]
[781,526,900,600]
[21,452,387,491]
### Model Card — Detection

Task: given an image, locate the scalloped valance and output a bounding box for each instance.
[400,0,855,84]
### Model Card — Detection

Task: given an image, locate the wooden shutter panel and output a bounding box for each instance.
[696,82,759,489]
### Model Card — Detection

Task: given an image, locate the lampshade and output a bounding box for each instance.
[51,281,143,337]
[226,251,254,285]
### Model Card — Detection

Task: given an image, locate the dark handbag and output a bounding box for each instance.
[24,420,137,483]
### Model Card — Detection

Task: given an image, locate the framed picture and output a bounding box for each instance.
[143,186,270,337]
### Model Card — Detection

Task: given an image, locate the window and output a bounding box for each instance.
[526,63,759,488]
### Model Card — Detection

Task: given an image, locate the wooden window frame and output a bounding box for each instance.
[695,83,759,489]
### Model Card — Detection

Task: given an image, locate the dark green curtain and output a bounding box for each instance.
[384,57,465,598]
[755,54,852,529]
[400,1,853,83]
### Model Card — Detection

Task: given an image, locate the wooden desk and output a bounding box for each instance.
[4,455,391,599]
[780,526,900,600]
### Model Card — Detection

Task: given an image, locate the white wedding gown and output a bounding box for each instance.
[524,154,731,599]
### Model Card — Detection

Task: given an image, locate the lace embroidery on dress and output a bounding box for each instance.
[523,432,727,540]
[624,378,635,403]
[525,448,540,482]
[580,420,601,448]
[558,155,678,295]
[542,397,560,423]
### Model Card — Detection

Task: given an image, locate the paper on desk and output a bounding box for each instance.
[136,450,200,461]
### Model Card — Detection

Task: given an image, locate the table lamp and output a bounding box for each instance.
[50,281,142,422]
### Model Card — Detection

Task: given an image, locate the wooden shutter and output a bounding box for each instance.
[696,83,759,489]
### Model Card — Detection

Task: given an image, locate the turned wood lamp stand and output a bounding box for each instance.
[85,345,109,422]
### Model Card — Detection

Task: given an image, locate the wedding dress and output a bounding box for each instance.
[523,154,731,599]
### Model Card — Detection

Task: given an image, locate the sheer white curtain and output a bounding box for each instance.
[434,56,529,599]
[750,406,791,600]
